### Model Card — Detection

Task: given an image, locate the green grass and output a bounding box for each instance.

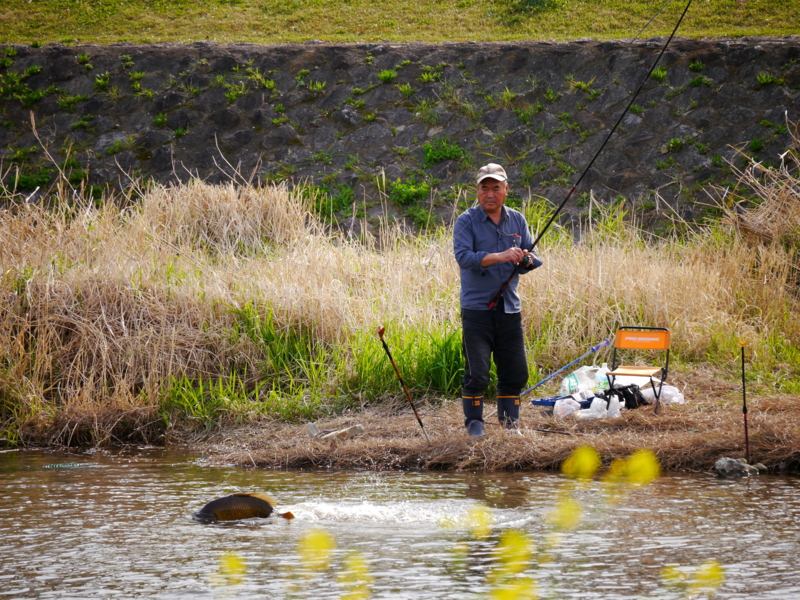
[0,0,797,44]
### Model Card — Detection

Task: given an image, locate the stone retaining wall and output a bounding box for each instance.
[1,38,798,229]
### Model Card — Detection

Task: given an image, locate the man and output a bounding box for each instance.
[453,163,542,437]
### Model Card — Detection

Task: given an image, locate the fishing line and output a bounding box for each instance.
[488,0,694,309]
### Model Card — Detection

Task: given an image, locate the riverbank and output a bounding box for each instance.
[202,367,800,474]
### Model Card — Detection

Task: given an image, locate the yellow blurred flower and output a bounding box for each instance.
[561,446,601,480]
[625,449,660,486]
[494,530,534,577]
[209,551,246,587]
[545,496,582,531]
[298,528,336,571]
[467,503,494,539]
[489,577,538,600]
[338,551,374,600]
[688,561,725,597]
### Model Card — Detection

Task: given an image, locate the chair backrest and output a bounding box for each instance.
[614,328,671,351]
[611,326,670,373]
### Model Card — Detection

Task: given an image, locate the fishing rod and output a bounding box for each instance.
[487,0,694,310]
[377,326,432,444]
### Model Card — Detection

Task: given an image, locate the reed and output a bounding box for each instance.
[0,130,798,445]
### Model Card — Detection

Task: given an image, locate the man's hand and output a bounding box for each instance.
[479,248,533,267]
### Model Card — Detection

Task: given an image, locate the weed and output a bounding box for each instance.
[313,150,334,165]
[364,52,374,66]
[153,113,167,127]
[30,41,42,48]
[630,104,644,116]
[499,86,517,108]
[749,137,764,152]
[22,65,41,78]
[651,66,668,82]
[363,112,377,121]
[693,140,710,155]
[1,120,14,131]
[348,98,365,108]
[174,126,187,137]
[351,87,367,95]
[543,88,559,103]
[77,53,91,65]
[514,102,545,125]
[397,83,414,98]
[568,76,594,92]
[422,137,464,166]
[378,69,397,84]
[7,145,37,163]
[274,103,285,113]
[665,138,684,153]
[414,99,439,125]
[690,75,713,87]
[2,47,18,58]
[388,178,431,206]
[107,86,124,102]
[419,71,441,84]
[177,83,202,97]
[272,116,288,125]
[689,61,704,71]
[656,158,675,170]
[14,166,53,190]
[586,88,602,102]
[295,69,310,84]
[105,136,137,155]
[711,154,724,168]
[224,82,247,103]
[756,72,784,86]
[120,54,134,69]
[0,57,14,69]
[129,71,146,82]
[307,80,326,93]
[135,88,154,99]
[665,86,685,100]
[57,93,88,113]
[71,114,94,130]
[245,67,276,90]
[94,71,110,91]
[520,162,547,186]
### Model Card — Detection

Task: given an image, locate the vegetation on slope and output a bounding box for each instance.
[0,0,798,45]
[0,124,798,446]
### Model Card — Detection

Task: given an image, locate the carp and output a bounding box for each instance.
[193,492,294,523]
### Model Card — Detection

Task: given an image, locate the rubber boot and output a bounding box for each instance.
[497,395,521,431]
[462,395,485,437]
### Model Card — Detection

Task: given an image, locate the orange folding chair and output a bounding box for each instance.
[606,326,671,410]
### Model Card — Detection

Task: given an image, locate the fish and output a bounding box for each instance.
[192,492,294,523]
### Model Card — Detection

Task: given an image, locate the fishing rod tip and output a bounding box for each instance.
[738,338,747,348]
[377,326,386,339]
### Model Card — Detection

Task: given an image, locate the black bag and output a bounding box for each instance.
[601,384,648,410]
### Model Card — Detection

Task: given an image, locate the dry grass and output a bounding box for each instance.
[1,126,799,449]
[207,369,800,473]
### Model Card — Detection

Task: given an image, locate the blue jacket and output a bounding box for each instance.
[453,205,542,312]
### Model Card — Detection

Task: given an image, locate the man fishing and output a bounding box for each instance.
[453,164,542,437]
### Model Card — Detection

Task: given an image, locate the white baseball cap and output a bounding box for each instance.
[476,163,508,184]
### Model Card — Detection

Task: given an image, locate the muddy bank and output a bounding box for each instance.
[2,38,799,230]
[202,371,800,474]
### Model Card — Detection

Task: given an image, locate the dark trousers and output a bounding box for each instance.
[461,301,529,399]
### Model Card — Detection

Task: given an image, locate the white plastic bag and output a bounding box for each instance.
[607,395,622,418]
[640,385,685,405]
[559,365,599,396]
[553,397,581,418]
[574,396,609,421]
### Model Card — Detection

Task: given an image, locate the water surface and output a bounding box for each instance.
[1,448,798,599]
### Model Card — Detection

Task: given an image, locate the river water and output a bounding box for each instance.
[1,448,799,599]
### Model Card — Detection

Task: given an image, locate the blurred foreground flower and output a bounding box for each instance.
[209,551,246,587]
[661,560,725,598]
[544,496,583,531]
[561,446,601,480]
[299,528,336,571]
[338,551,373,600]
[467,503,494,539]
[488,530,538,600]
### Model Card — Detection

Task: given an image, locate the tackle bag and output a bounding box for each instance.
[600,384,648,410]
